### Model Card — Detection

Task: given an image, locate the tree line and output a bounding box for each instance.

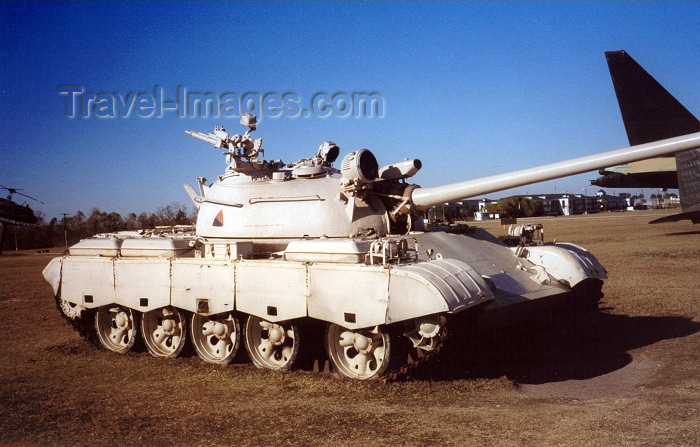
[486,197,544,218]
[3,203,196,251]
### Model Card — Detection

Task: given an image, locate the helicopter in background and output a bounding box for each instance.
[0,185,43,254]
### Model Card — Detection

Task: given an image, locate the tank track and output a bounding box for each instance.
[52,291,454,381]
[53,292,100,348]
[382,314,449,382]
[569,278,605,312]
[50,292,598,382]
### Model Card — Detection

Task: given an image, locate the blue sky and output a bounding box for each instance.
[1,1,699,220]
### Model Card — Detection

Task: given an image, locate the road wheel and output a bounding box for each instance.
[95,305,139,354]
[325,323,395,380]
[190,312,241,365]
[141,307,187,358]
[244,315,299,371]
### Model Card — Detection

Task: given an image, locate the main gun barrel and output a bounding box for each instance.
[410,132,700,211]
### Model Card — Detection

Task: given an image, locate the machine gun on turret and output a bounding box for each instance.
[186,113,265,170]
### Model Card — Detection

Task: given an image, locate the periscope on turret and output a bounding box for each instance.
[42,111,700,380]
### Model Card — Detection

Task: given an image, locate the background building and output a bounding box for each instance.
[425,189,674,222]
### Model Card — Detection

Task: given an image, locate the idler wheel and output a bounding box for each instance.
[244,315,300,371]
[95,305,139,354]
[190,312,241,365]
[59,298,83,320]
[141,306,187,358]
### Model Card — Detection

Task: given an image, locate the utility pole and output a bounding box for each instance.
[62,213,69,247]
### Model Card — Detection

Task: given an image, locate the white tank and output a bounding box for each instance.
[42,114,699,380]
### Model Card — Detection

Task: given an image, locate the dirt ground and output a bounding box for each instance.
[1,210,698,446]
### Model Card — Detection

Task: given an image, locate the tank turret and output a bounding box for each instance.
[185,114,428,251]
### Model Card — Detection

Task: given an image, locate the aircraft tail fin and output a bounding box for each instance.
[605,50,699,145]
[605,50,700,222]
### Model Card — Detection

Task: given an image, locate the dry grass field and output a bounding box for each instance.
[1,209,698,446]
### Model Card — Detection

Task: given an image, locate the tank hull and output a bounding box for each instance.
[412,231,606,308]
[43,228,605,379]
[44,236,494,328]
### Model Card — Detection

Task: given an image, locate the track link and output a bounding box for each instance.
[382,314,449,382]
[53,292,100,348]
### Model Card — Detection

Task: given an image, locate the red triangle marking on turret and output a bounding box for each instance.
[213,210,224,227]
